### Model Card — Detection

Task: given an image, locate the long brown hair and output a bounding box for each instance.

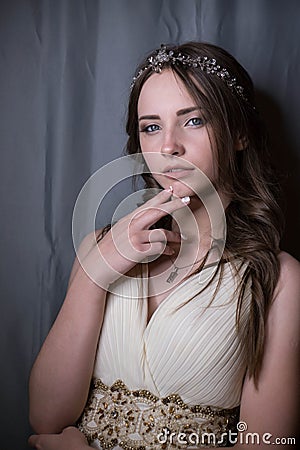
[125,42,284,385]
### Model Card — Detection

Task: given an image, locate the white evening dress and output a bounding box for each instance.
[77,261,251,449]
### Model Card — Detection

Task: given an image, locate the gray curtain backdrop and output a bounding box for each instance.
[0,1,299,448]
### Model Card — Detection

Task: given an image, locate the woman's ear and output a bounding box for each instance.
[235,135,248,151]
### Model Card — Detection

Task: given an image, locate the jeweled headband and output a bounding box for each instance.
[131,45,250,105]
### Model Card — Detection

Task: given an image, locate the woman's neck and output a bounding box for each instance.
[171,192,229,263]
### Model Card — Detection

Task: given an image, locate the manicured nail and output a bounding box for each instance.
[181,196,190,204]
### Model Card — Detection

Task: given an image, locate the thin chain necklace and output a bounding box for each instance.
[166,255,207,283]
[166,242,221,283]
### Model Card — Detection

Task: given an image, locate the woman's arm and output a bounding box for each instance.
[29,233,108,434]
[237,251,300,448]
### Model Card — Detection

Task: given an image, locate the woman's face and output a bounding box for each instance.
[137,69,217,199]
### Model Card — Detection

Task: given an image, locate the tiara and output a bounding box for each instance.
[131,45,250,104]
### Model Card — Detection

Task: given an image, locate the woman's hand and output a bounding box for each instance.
[80,189,189,288]
[28,427,90,450]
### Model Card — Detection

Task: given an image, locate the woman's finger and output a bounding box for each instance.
[133,196,190,229]
[28,434,58,448]
[28,428,88,450]
[155,229,182,243]
[28,434,57,449]
[142,241,174,256]
[137,188,173,209]
[132,187,188,217]
[139,229,181,244]
[28,435,38,448]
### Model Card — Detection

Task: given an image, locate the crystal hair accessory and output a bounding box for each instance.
[131,45,250,104]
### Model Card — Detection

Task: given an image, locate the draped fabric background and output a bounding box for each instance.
[0,1,299,448]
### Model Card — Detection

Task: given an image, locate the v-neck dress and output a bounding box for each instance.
[78,261,251,448]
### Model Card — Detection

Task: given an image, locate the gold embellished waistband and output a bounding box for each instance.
[77,378,239,449]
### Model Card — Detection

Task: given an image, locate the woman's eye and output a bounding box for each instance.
[140,124,160,133]
[186,117,204,127]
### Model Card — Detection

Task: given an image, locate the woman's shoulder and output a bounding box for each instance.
[278,249,300,266]
[276,250,300,290]
[272,250,300,314]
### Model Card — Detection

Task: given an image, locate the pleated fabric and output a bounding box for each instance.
[93,261,251,410]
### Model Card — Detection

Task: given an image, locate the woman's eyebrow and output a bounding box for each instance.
[138,107,201,121]
[138,114,160,121]
[176,106,201,116]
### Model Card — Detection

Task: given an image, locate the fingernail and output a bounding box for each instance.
[181,196,190,204]
[167,185,173,193]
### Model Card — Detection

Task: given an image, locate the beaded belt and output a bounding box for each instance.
[77,379,239,449]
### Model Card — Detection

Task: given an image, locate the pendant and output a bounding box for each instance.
[166,267,179,283]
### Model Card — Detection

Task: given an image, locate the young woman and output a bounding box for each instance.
[28,42,300,449]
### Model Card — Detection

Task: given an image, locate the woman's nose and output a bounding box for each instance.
[160,131,184,156]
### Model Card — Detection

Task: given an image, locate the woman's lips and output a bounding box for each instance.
[162,168,194,179]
